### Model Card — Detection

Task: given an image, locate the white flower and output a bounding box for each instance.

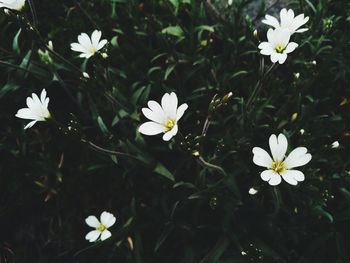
[139,92,188,141]
[331,141,339,148]
[258,28,298,64]
[262,8,309,34]
[85,211,116,242]
[15,89,51,129]
[70,30,108,59]
[248,187,258,195]
[228,0,233,6]
[0,0,26,11]
[252,133,312,186]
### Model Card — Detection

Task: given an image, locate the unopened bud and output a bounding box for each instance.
[83,72,90,79]
[299,129,305,135]
[101,52,108,59]
[294,72,300,79]
[311,60,317,65]
[291,112,298,121]
[253,29,258,38]
[331,141,339,148]
[248,187,258,195]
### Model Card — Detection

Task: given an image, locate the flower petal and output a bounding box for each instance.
[284,147,312,169]
[142,108,164,124]
[24,120,37,129]
[269,134,288,161]
[85,215,100,228]
[278,53,287,64]
[176,103,188,121]
[139,121,165,136]
[100,211,116,228]
[85,230,101,242]
[262,14,280,29]
[252,147,273,168]
[91,30,102,48]
[285,42,298,53]
[16,108,37,120]
[100,230,112,241]
[280,170,305,185]
[260,170,282,186]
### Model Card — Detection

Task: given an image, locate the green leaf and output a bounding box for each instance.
[97,116,111,135]
[12,28,22,54]
[161,25,184,38]
[154,162,175,181]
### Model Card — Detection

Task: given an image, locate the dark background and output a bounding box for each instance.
[1,0,350,262]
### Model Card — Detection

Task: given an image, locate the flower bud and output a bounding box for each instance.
[83,72,90,79]
[331,141,339,148]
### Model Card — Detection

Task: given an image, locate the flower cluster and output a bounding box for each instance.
[258,8,309,64]
[12,7,315,242]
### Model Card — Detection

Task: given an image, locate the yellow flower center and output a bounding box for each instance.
[271,161,286,174]
[89,47,97,54]
[97,224,106,232]
[275,44,286,54]
[165,119,176,131]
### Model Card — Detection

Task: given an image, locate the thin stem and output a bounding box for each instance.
[246,62,276,109]
[81,139,141,161]
[21,14,82,74]
[197,156,227,177]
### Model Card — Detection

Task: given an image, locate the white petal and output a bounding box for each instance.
[40,89,47,103]
[100,211,116,228]
[100,230,112,241]
[262,15,280,29]
[161,93,172,117]
[85,230,101,242]
[70,43,87,53]
[139,121,165,135]
[260,170,281,186]
[142,108,163,123]
[162,130,174,141]
[78,33,93,49]
[24,120,37,129]
[85,215,100,228]
[270,53,279,63]
[266,28,275,43]
[295,28,308,33]
[285,42,298,53]
[269,134,288,161]
[91,30,102,48]
[274,29,291,46]
[16,108,37,120]
[148,100,166,121]
[97,39,108,50]
[168,92,178,119]
[176,103,188,121]
[252,147,273,168]
[278,53,287,64]
[284,147,312,169]
[258,42,273,55]
[281,170,305,185]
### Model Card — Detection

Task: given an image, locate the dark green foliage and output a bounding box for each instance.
[1,0,350,262]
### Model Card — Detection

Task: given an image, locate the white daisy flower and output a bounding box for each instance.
[262,8,309,34]
[139,92,188,141]
[0,0,25,11]
[70,30,108,59]
[252,133,312,186]
[85,211,116,242]
[258,28,298,64]
[15,89,51,129]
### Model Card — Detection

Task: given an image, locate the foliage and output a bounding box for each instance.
[1,0,350,262]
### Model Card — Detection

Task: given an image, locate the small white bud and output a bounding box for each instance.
[331,141,339,148]
[294,72,300,79]
[48,41,54,51]
[101,52,108,59]
[248,187,258,195]
[83,72,90,79]
[311,60,317,65]
[299,129,305,135]
[253,29,258,38]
